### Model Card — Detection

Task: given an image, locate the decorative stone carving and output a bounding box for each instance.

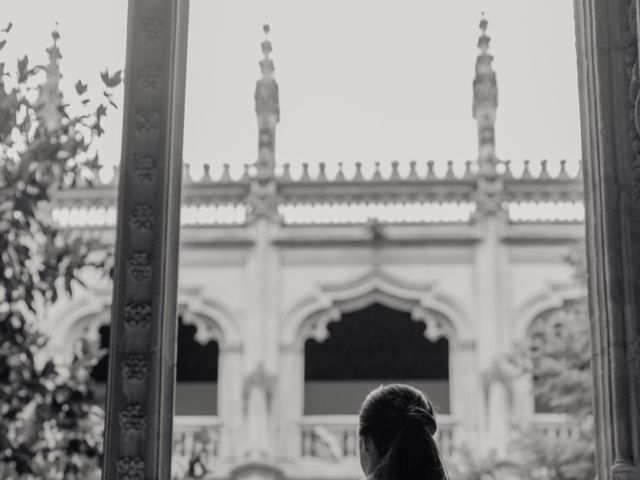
[131,204,155,230]
[282,268,471,348]
[243,364,276,460]
[102,1,188,478]
[473,176,505,217]
[137,64,161,90]
[133,157,156,183]
[119,404,147,431]
[135,110,161,137]
[141,18,163,46]
[128,252,153,281]
[255,78,279,119]
[632,160,640,203]
[574,0,640,476]
[124,301,152,327]
[124,354,149,380]
[246,180,280,223]
[627,3,640,206]
[117,456,145,480]
[366,217,385,244]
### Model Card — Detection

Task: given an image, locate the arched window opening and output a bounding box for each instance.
[527,300,591,415]
[90,316,219,415]
[304,303,449,415]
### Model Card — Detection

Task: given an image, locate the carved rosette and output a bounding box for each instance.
[131,204,155,230]
[133,157,157,183]
[124,301,152,327]
[119,404,148,431]
[136,64,161,90]
[141,18,164,46]
[117,456,145,480]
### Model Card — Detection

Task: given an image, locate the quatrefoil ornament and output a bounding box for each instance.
[117,456,145,480]
[133,157,156,184]
[131,205,154,230]
[128,252,152,281]
[124,354,149,380]
[124,301,152,327]
[119,404,147,431]
[135,111,161,137]
[137,65,161,90]
[141,19,163,46]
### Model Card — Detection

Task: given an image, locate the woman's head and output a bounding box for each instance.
[358,384,447,480]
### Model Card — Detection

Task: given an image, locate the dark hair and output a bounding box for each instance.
[359,384,448,480]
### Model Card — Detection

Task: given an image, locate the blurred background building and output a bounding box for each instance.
[42,16,584,480]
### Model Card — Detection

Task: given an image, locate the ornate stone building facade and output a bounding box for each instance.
[44,16,587,480]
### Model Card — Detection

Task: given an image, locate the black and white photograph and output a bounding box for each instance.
[0,1,636,479]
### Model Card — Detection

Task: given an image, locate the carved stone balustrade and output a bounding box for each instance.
[166,413,586,478]
[171,416,223,478]
[50,160,584,228]
[527,413,587,442]
[298,414,457,466]
[503,161,583,203]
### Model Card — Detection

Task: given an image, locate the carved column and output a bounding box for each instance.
[472,212,508,456]
[574,0,640,477]
[102,1,189,479]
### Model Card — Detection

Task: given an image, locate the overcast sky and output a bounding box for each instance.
[5,1,580,179]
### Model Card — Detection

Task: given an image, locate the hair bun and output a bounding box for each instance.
[405,404,437,436]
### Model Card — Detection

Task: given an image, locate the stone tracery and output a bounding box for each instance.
[282,268,470,348]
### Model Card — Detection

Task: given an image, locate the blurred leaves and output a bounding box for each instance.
[529,300,592,417]
[74,80,87,96]
[452,246,595,480]
[0,27,120,478]
[16,55,29,82]
[100,68,122,88]
[512,423,596,480]
[514,292,595,480]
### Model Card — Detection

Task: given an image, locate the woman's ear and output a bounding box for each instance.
[358,435,379,476]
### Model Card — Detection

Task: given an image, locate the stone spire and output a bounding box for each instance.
[36,31,64,131]
[254,23,280,181]
[472,14,498,176]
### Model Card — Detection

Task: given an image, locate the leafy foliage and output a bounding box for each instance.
[529,301,592,416]
[512,244,595,480]
[0,27,120,478]
[512,422,595,480]
[451,244,596,480]
[514,296,596,480]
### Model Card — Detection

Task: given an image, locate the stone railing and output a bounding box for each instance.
[528,413,587,441]
[298,414,456,463]
[171,416,222,479]
[50,160,584,227]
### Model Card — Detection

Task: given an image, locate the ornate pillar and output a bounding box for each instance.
[472,14,498,178]
[574,0,640,477]
[472,211,508,457]
[102,1,189,479]
[227,24,284,480]
[470,13,513,457]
